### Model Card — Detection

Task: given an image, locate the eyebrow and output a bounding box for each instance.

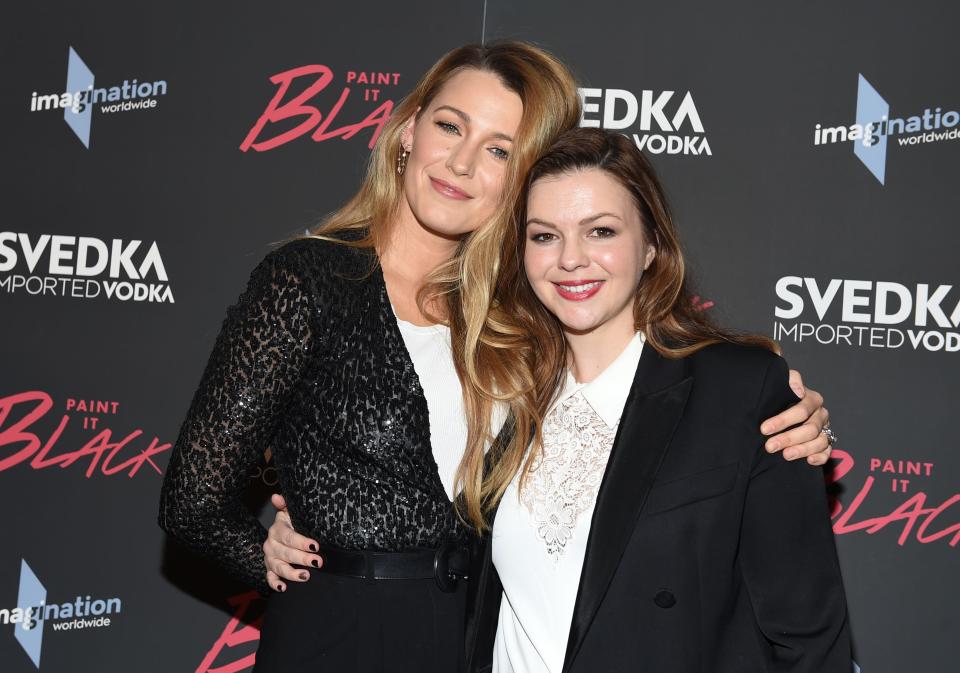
[527,212,623,228]
[434,105,514,143]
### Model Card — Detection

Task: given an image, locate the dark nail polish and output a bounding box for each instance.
[299,571,308,581]
[311,559,320,568]
[277,584,285,592]
[309,543,318,552]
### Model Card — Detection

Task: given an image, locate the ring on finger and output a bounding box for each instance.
[820,425,838,446]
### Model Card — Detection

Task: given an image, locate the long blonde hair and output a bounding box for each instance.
[457,128,779,530]
[301,42,582,521]
[306,42,574,255]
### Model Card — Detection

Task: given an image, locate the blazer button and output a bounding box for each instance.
[654,590,676,608]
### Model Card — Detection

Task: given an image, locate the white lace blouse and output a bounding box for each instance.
[491,332,645,673]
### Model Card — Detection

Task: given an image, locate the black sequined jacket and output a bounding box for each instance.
[158,237,460,594]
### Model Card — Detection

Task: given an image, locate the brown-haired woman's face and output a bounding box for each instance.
[399,68,522,238]
[524,168,656,340]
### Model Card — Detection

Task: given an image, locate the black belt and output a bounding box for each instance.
[320,543,470,592]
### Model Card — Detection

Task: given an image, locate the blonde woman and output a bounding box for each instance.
[160,42,831,672]
[463,128,850,673]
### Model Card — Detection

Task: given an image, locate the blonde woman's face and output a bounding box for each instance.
[400,68,523,238]
[524,168,656,341]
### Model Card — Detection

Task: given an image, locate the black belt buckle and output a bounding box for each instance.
[433,542,465,592]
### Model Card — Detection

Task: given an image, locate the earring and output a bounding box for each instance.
[397,145,409,175]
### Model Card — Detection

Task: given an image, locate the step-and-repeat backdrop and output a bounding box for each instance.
[2,1,955,671]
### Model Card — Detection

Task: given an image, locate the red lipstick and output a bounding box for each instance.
[554,280,604,301]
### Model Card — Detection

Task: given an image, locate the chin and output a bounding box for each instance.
[552,312,603,335]
[413,207,474,238]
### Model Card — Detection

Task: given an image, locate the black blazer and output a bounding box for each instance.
[465,343,851,673]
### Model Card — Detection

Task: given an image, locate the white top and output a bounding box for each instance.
[491,333,646,673]
[394,316,465,501]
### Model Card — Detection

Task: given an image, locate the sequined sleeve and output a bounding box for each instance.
[158,245,314,594]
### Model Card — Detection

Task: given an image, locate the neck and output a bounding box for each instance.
[379,199,461,325]
[380,199,460,283]
[564,317,636,384]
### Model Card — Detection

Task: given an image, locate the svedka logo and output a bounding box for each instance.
[813,73,959,184]
[240,66,400,152]
[774,276,959,353]
[0,232,174,303]
[578,87,711,156]
[3,559,122,668]
[29,47,169,148]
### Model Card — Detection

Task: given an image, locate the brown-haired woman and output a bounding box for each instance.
[159,40,832,672]
[463,128,851,673]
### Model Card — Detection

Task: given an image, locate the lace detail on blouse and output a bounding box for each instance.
[520,391,618,561]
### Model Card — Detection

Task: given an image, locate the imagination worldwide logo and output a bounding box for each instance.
[1,560,122,668]
[28,46,169,148]
[813,73,959,184]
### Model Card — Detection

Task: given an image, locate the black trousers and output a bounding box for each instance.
[253,569,467,673]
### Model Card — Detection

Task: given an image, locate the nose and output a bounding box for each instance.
[559,236,590,272]
[446,139,477,178]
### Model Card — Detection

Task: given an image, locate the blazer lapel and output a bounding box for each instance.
[563,347,692,671]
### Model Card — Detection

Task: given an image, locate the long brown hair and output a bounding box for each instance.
[456,127,778,530]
